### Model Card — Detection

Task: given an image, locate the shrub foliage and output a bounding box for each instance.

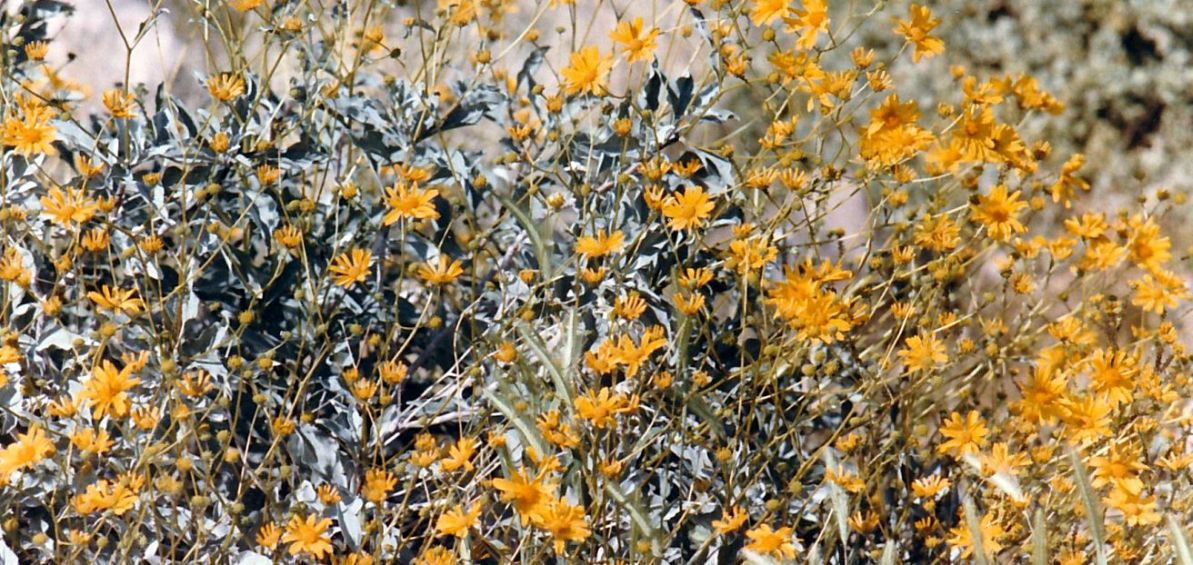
[0,0,1190,563]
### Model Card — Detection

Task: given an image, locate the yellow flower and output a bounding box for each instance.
[282,514,334,559]
[911,475,950,500]
[1050,153,1089,207]
[896,333,947,372]
[1086,348,1137,408]
[560,47,613,97]
[256,164,281,185]
[1,100,57,156]
[417,256,464,285]
[825,466,864,493]
[383,183,440,224]
[361,468,396,503]
[379,360,408,384]
[230,0,266,11]
[782,0,829,50]
[1131,270,1187,314]
[78,360,141,420]
[131,406,160,431]
[894,4,945,63]
[24,41,49,61]
[81,228,109,252]
[435,502,482,538]
[950,107,998,163]
[1125,215,1171,272]
[0,425,55,478]
[1104,482,1161,526]
[102,89,135,118]
[88,285,144,315]
[139,234,164,254]
[575,229,625,259]
[256,522,282,550]
[492,467,556,525]
[662,186,715,231]
[329,248,372,287]
[440,437,477,472]
[537,410,580,448]
[40,186,97,227]
[945,512,1005,559]
[207,73,246,102]
[936,410,988,457]
[609,17,659,63]
[1062,394,1113,444]
[970,184,1027,241]
[673,291,705,316]
[532,498,591,554]
[1014,354,1068,426]
[414,546,457,565]
[744,523,797,559]
[1089,444,1147,491]
[574,387,636,429]
[317,484,343,505]
[711,506,748,535]
[981,442,1028,476]
[612,292,647,320]
[727,238,778,275]
[72,475,142,516]
[70,428,114,455]
[0,247,28,284]
[911,213,959,250]
[493,341,518,364]
[274,225,303,249]
[750,0,789,26]
[350,379,378,402]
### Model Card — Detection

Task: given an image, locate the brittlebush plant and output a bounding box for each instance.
[0,0,1190,563]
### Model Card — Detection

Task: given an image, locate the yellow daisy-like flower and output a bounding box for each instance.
[749,0,790,26]
[937,410,989,458]
[970,184,1027,241]
[360,468,397,503]
[102,89,135,119]
[39,186,97,227]
[560,47,613,97]
[383,183,440,225]
[711,506,748,535]
[281,514,334,559]
[256,522,282,550]
[609,17,659,64]
[435,502,482,538]
[417,256,464,285]
[744,523,797,559]
[207,73,246,102]
[575,229,625,259]
[87,285,144,315]
[492,467,556,526]
[328,248,373,287]
[1,101,57,157]
[533,498,591,554]
[662,186,715,231]
[896,333,948,372]
[0,425,55,478]
[77,360,141,420]
[894,4,945,63]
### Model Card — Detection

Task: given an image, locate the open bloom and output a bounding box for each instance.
[560,47,613,96]
[282,514,334,559]
[329,248,372,287]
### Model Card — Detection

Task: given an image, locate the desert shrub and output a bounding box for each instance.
[0,0,1191,563]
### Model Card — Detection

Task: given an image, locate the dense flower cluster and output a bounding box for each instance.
[0,0,1191,563]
